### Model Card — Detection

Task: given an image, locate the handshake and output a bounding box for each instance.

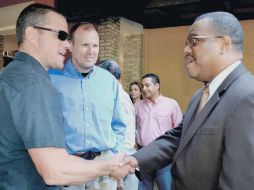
[105,153,139,181]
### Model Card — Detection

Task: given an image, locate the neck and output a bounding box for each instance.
[72,59,92,73]
[148,94,160,103]
[133,97,140,104]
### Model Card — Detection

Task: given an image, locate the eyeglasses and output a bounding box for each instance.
[185,35,224,47]
[33,26,69,41]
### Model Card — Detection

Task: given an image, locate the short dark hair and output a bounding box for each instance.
[142,73,160,84]
[195,11,243,52]
[98,59,121,80]
[69,22,99,42]
[16,3,62,47]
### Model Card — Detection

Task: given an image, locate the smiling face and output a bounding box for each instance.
[141,77,160,100]
[35,11,70,70]
[70,26,99,73]
[184,19,224,82]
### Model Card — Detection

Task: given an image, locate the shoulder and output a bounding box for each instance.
[161,96,179,105]
[94,66,115,77]
[1,60,51,93]
[93,66,118,84]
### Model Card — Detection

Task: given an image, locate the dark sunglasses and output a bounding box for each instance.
[33,26,69,41]
[185,35,224,47]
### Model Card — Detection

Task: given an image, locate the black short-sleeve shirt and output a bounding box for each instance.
[0,52,65,190]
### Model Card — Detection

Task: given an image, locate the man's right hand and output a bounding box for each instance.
[119,155,138,171]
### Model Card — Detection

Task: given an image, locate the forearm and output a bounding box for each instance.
[49,155,113,185]
[133,125,182,179]
[29,148,120,186]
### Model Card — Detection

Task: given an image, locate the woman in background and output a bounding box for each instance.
[129,82,143,104]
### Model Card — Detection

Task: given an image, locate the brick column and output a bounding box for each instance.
[0,35,4,69]
[98,17,143,91]
[98,17,120,62]
[121,33,143,90]
[119,18,143,90]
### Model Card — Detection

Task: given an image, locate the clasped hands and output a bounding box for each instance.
[107,153,138,181]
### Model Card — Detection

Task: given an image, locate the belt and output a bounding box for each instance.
[75,151,101,160]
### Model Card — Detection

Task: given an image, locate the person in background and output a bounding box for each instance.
[135,73,183,190]
[48,22,127,190]
[0,3,129,190]
[98,59,139,190]
[120,11,254,190]
[129,81,143,104]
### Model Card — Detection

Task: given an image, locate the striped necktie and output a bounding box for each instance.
[197,84,209,113]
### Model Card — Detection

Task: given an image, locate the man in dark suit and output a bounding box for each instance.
[120,11,254,190]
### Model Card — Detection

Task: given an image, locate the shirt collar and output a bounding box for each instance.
[14,51,49,79]
[208,60,241,100]
[144,94,163,104]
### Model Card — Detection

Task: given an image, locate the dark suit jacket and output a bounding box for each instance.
[134,63,254,190]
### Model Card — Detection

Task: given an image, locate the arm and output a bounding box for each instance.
[11,84,128,185]
[29,148,128,185]
[111,84,127,152]
[119,124,183,180]
[133,124,182,180]
[218,94,254,189]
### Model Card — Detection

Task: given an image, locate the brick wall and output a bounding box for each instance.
[97,17,143,91]
[0,35,4,69]
[122,33,143,90]
[98,17,120,62]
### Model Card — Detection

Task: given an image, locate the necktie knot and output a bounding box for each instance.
[198,84,210,113]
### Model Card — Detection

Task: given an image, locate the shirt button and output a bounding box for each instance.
[87,140,90,144]
[85,107,89,110]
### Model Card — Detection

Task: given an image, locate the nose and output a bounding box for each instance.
[63,40,71,49]
[184,44,192,55]
[87,45,94,54]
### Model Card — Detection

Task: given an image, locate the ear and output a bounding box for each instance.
[68,40,74,53]
[25,26,38,46]
[220,36,231,54]
[155,83,160,90]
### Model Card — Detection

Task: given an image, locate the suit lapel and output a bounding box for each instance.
[181,91,201,136]
[173,63,247,162]
[173,92,220,161]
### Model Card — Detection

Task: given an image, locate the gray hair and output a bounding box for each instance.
[195,11,243,52]
[98,59,121,80]
[16,3,62,46]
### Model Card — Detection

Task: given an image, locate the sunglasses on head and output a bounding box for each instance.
[33,26,69,41]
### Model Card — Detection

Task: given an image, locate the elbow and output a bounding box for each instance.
[43,176,56,186]
[41,170,59,185]
[40,166,66,185]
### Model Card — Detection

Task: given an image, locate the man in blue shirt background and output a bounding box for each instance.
[49,22,127,190]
